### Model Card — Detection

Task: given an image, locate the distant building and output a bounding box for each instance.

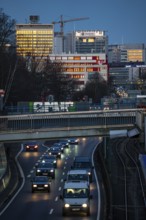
[49,53,108,90]
[54,30,108,54]
[108,43,146,64]
[16,17,54,58]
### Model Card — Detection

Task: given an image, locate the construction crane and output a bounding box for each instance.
[52,15,90,36]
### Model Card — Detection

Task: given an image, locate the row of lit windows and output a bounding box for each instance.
[17,43,53,46]
[16,30,53,34]
[64,67,101,72]
[70,74,85,79]
[50,56,101,61]
[63,63,98,66]
[17,38,53,41]
[82,38,95,43]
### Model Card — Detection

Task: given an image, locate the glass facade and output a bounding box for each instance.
[74,31,108,54]
[16,24,54,57]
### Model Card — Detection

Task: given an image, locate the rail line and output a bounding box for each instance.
[109,138,146,220]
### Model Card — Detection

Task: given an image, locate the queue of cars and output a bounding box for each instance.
[60,155,94,216]
[24,138,94,216]
[27,139,71,193]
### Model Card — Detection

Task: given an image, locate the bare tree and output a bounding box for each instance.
[0,8,15,50]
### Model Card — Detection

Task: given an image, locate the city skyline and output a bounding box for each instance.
[1,0,146,45]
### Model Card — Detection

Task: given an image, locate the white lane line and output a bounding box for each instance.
[30,170,34,173]
[49,209,54,215]
[55,196,58,201]
[63,166,66,169]
[58,187,62,191]
[61,179,64,182]
[27,174,31,178]
[62,172,65,175]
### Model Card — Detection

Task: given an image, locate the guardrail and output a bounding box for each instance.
[0,109,138,133]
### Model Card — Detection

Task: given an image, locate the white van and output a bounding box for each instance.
[60,180,92,216]
[65,169,90,185]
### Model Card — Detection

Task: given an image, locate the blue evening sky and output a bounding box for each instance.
[1,0,146,44]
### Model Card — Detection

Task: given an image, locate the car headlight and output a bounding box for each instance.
[53,160,57,163]
[37,169,41,172]
[82,203,88,208]
[42,160,45,163]
[44,184,48,187]
[50,169,54,172]
[88,172,91,175]
[65,204,70,208]
[49,152,52,155]
[58,152,61,155]
[33,184,37,187]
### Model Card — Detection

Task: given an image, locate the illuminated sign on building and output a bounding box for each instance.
[75,31,105,37]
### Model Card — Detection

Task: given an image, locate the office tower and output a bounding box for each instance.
[16,17,54,58]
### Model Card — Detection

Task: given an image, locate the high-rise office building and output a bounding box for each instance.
[74,30,108,54]
[16,20,54,58]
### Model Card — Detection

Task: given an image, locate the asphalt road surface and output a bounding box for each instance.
[0,137,99,220]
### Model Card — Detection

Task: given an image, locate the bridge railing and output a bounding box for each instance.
[0,109,139,133]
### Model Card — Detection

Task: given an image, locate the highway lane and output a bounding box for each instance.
[0,137,99,220]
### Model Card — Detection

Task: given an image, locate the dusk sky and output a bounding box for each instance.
[1,0,146,44]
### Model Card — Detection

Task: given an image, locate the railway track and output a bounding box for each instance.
[108,138,146,220]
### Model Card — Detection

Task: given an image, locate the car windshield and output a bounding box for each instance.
[68,174,88,181]
[38,163,53,168]
[64,188,88,198]
[33,176,48,182]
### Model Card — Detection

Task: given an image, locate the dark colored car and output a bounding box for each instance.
[24,141,39,152]
[31,176,51,193]
[71,156,94,182]
[36,162,55,179]
[59,139,69,148]
[48,146,62,159]
[41,155,57,168]
[51,143,64,153]
[68,138,79,145]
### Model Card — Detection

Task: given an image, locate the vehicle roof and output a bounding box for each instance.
[67,169,88,175]
[74,156,91,162]
[64,181,89,189]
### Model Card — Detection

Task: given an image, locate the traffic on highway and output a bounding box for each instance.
[0,137,100,220]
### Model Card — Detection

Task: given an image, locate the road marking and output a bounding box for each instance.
[49,209,54,214]
[58,187,62,191]
[61,178,64,182]
[55,196,58,201]
[30,170,34,173]
[27,174,31,178]
[62,172,65,175]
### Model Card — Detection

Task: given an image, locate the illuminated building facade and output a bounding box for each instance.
[49,53,108,90]
[108,44,146,63]
[74,30,108,54]
[16,24,54,58]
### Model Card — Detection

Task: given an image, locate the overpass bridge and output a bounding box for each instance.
[0,109,143,142]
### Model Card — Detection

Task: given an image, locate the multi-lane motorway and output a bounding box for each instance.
[0,137,99,220]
